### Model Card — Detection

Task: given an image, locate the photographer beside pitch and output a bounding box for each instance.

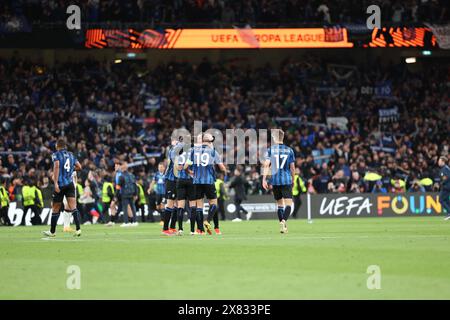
[43,139,82,238]
[438,156,450,220]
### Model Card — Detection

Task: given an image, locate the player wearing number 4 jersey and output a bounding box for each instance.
[262,129,295,234]
[43,139,82,238]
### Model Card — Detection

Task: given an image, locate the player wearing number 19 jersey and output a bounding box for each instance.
[190,133,227,235]
[262,129,295,234]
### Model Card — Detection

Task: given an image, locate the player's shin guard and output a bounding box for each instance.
[207,204,217,222]
[50,212,60,234]
[177,207,184,230]
[277,207,284,222]
[196,208,204,232]
[284,206,292,221]
[189,207,196,233]
[71,209,81,231]
[163,207,173,231]
[169,207,177,229]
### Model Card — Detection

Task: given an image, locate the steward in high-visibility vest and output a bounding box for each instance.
[137,183,147,205]
[21,179,42,225]
[76,183,83,205]
[215,175,228,222]
[292,172,307,218]
[102,181,114,204]
[33,186,44,208]
[292,174,307,196]
[22,184,36,207]
[136,180,152,223]
[215,178,228,200]
[0,178,12,226]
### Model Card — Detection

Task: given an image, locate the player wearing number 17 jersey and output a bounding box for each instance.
[43,139,82,238]
[262,129,295,234]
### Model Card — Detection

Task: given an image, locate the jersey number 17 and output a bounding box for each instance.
[275,154,288,169]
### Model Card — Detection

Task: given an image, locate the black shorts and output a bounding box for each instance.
[194,184,217,200]
[52,183,76,203]
[155,194,165,205]
[272,185,292,201]
[177,179,196,201]
[165,179,177,200]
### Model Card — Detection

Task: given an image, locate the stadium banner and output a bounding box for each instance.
[223,192,446,219]
[363,27,437,48]
[424,23,450,49]
[85,28,354,49]
[6,193,446,225]
[85,110,116,125]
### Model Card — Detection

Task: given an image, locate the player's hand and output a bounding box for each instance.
[262,180,269,191]
[54,184,60,193]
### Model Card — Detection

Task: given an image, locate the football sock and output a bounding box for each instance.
[50,212,60,234]
[62,210,70,228]
[213,208,219,229]
[169,207,177,229]
[196,208,204,231]
[177,207,184,230]
[189,207,197,232]
[163,207,173,231]
[277,206,284,222]
[207,204,217,222]
[284,206,292,221]
[71,209,81,231]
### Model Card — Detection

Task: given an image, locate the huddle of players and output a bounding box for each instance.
[163,128,295,235]
[162,133,227,236]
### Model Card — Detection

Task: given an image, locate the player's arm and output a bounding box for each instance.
[218,163,228,174]
[262,159,271,190]
[53,160,60,193]
[290,163,295,185]
[148,180,155,194]
[74,161,82,171]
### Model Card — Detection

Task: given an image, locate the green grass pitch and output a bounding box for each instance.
[0,217,449,299]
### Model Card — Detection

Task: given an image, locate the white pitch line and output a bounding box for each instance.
[16,234,448,243]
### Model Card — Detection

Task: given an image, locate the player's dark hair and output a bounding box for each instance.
[56,138,66,150]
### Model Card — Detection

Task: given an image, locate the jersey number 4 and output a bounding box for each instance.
[64,158,71,172]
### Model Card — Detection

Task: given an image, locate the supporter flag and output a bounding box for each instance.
[145,95,161,110]
[233,25,260,48]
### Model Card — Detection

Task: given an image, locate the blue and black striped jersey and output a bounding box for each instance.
[175,143,192,179]
[153,172,166,195]
[265,144,295,186]
[190,145,222,185]
[51,149,77,187]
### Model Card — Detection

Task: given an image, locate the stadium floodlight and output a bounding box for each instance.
[405,57,416,64]
[114,59,122,64]
[422,50,432,56]
[127,52,136,58]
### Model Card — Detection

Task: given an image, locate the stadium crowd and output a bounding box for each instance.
[0,54,448,202]
[0,0,449,28]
